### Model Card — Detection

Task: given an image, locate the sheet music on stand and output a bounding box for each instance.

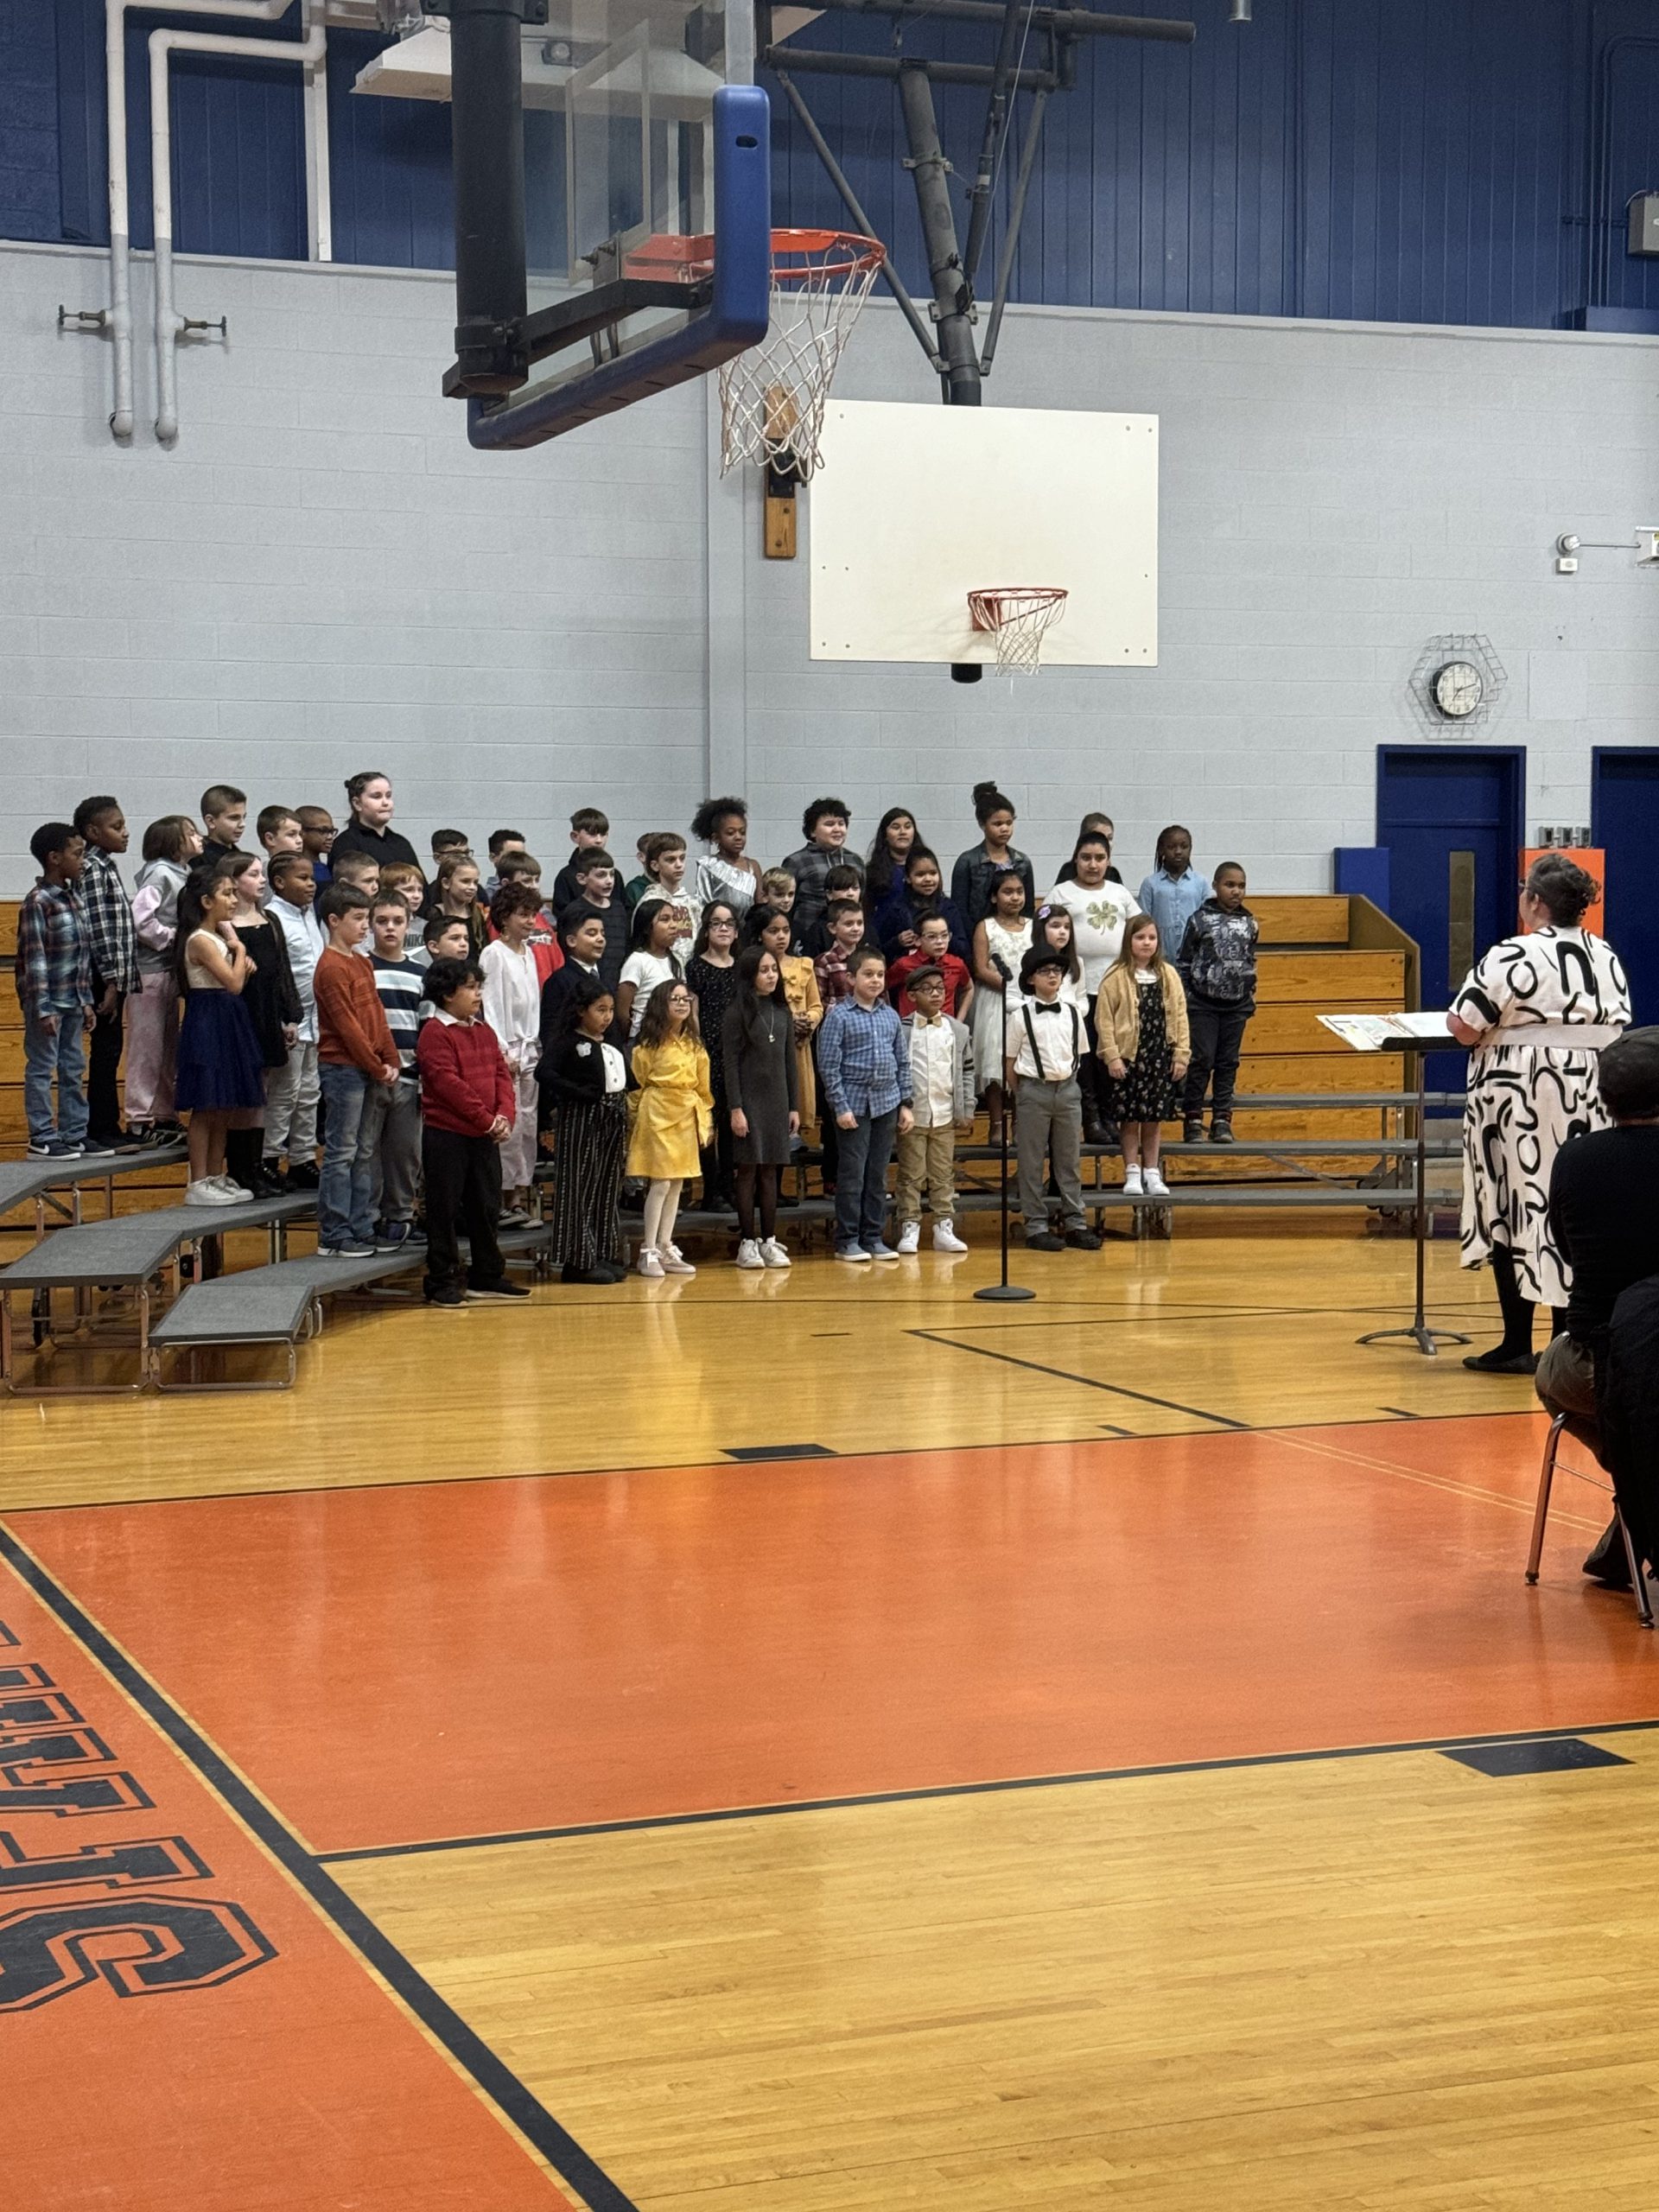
[1322,1009,1468,1357]
[1319,1013,1458,1052]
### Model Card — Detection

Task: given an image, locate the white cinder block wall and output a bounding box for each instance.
[3,239,1657,897]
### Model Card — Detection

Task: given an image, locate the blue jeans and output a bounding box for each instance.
[318,1064,379,1247]
[834,1106,898,1252]
[23,1009,89,1147]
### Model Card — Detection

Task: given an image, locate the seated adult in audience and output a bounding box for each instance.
[1537,1027,1659,1584]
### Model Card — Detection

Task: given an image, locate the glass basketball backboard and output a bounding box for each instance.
[448,0,771,449]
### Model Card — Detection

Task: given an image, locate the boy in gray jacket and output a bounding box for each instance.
[895,964,976,1254]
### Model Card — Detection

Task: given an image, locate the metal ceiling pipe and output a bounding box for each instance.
[105,0,294,442]
[149,10,327,442]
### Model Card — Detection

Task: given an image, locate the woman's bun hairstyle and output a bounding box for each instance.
[1526,854,1599,927]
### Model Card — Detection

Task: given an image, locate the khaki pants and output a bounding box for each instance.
[896,1122,956,1226]
[1536,1332,1599,1455]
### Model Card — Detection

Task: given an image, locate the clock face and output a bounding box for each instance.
[1432,660,1484,718]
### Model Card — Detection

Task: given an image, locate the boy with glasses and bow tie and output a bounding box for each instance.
[1008,945,1102,1253]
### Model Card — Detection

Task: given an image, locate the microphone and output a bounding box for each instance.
[991,952,1012,982]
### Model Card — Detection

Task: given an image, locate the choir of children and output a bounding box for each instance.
[12,774,1259,1285]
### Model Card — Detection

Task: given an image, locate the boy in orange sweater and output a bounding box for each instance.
[415,957,527,1306]
[313,883,400,1256]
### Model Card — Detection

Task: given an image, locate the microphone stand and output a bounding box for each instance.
[975,950,1036,1303]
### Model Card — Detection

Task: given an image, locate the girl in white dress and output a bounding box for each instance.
[1449,855,1630,1370]
[970,869,1033,1142]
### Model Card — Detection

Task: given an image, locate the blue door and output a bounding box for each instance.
[1376,746,1527,1097]
[1592,748,1659,1024]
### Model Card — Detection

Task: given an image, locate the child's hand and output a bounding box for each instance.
[37,1013,58,1038]
[488,1115,512,1142]
[730,1109,749,1139]
[788,1111,800,1135]
[956,1118,975,1136]
[836,1110,857,1131]
[378,1061,400,1085]
[897,1106,913,1135]
[1173,1058,1189,1082]
[283,1024,298,1050]
[1107,1058,1127,1081]
[219,919,242,948]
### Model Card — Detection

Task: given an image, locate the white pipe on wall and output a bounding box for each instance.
[104,0,308,443]
[149,16,328,442]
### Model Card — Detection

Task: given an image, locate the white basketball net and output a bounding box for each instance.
[719,231,884,481]
[968,587,1069,675]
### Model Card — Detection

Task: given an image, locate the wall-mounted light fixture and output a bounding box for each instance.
[1555,530,1659,573]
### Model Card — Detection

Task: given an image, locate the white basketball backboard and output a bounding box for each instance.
[807,399,1159,668]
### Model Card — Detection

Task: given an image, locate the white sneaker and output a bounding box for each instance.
[932,1219,969,1253]
[1122,1166,1144,1195]
[662,1244,696,1275]
[637,1246,665,1279]
[735,1238,766,1270]
[760,1237,791,1268]
[896,1222,921,1255]
[1143,1168,1169,1197]
[184,1179,241,1207]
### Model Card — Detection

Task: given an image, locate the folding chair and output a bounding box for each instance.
[1525,1411,1654,1629]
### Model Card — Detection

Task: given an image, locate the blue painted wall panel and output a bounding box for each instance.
[14,0,1659,333]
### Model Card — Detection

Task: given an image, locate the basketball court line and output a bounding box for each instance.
[314,1713,1659,1865]
[0,1406,1548,1517]
[0,1523,639,2212]
[907,1325,1249,1427]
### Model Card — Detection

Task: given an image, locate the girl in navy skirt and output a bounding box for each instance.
[174,861,267,1206]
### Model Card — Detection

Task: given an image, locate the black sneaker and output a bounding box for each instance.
[467,1279,531,1300]
[1026,1230,1065,1253]
[285,1160,321,1191]
[1183,1121,1205,1145]
[1064,1227,1103,1251]
[1209,1121,1236,1144]
[25,1138,56,1159]
[77,1135,119,1158]
[424,1283,468,1307]
[561,1263,612,1285]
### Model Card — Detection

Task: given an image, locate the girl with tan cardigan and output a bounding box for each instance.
[1096,914,1191,1198]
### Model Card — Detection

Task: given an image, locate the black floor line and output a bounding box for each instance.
[909,1326,1248,1428]
[0,1524,638,2212]
[3,1408,1542,1519]
[317,1714,1659,1866]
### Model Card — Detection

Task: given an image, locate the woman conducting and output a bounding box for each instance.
[1447,853,1631,1373]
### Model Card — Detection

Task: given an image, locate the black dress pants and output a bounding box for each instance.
[422,1126,505,1293]
[87,977,126,1140]
[1182,999,1251,1123]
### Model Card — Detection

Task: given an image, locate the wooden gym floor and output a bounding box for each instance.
[5,1226,1658,2210]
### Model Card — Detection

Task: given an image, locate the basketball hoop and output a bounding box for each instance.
[717,229,885,481]
[968,587,1069,675]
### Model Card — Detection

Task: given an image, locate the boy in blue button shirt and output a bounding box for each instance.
[817,943,912,1262]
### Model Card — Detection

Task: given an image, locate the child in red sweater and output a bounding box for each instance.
[887,912,974,1021]
[415,957,527,1306]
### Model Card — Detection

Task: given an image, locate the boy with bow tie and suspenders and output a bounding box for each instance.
[1007,945,1103,1254]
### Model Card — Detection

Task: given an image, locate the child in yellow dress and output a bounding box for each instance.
[627,977,714,1279]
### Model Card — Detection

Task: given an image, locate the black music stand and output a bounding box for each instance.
[1355,1029,1470,1357]
[975,955,1035,1303]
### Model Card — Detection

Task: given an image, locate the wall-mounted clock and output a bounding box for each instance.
[1408,634,1506,737]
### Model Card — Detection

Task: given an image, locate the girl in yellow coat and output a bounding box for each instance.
[628,977,714,1279]
[1096,913,1191,1200]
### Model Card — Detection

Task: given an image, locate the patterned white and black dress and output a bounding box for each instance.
[1452,927,1631,1306]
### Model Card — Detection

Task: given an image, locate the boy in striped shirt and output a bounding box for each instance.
[364,893,426,1250]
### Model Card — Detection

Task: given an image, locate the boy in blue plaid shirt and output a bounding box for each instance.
[14,823,97,1159]
[73,796,142,1148]
[817,942,913,1262]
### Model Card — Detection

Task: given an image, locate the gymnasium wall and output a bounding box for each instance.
[9,0,1659,332]
[5,238,1659,899]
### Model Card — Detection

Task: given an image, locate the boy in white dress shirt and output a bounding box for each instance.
[1007,946,1102,1253]
[895,965,975,1254]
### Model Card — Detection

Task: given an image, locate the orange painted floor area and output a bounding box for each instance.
[0,1558,574,2212]
[11,1413,1653,1858]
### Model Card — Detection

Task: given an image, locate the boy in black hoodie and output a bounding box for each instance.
[1178,863,1258,1144]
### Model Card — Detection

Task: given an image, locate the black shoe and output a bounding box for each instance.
[1209,1121,1235,1144]
[1582,1518,1633,1589]
[1461,1346,1539,1375]
[1064,1227,1102,1250]
[561,1263,614,1285]
[467,1278,531,1300]
[261,1160,289,1192]
[77,1135,119,1158]
[284,1160,321,1191]
[1183,1121,1205,1145]
[1026,1230,1065,1253]
[1082,1120,1109,1148]
[424,1284,467,1307]
[1098,1118,1121,1147]
[594,1261,629,1281]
